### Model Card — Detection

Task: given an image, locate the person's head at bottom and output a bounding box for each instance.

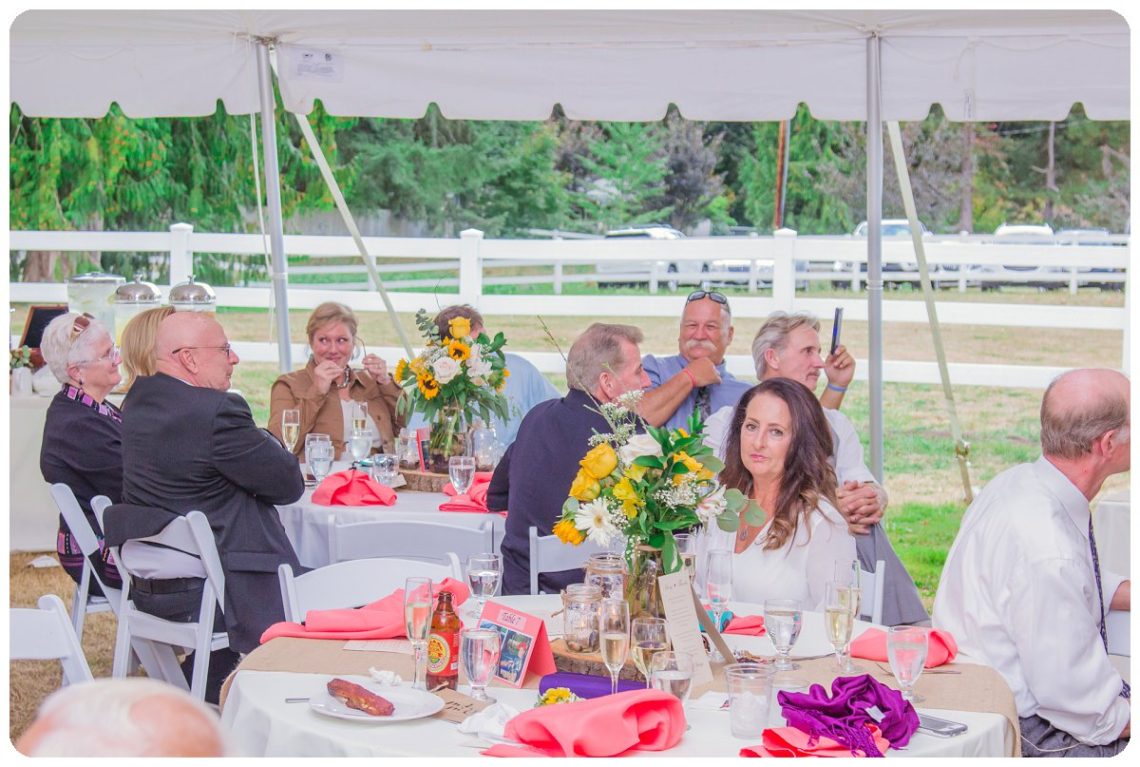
[16,677,227,757]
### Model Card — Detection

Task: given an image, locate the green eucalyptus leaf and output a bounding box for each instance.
[699,455,725,474]
[562,497,579,516]
[716,513,740,532]
[743,501,767,527]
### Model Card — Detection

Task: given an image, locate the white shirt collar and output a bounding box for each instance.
[1033,455,1091,539]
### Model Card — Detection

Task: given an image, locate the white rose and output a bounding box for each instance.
[432,355,461,384]
[695,485,727,525]
[467,349,493,378]
[619,433,663,467]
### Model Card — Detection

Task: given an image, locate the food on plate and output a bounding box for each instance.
[326,678,395,716]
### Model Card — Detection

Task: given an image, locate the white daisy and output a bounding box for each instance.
[574,499,620,547]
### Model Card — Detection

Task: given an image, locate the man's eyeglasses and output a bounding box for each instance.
[173,343,234,357]
[686,290,728,306]
[69,312,95,342]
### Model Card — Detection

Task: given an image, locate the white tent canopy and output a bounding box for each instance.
[11,9,1129,121]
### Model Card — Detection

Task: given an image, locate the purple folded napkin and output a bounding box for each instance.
[539,671,644,699]
[777,674,919,756]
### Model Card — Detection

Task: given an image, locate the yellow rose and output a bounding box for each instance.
[553,518,584,545]
[409,357,426,374]
[580,443,618,480]
[448,316,472,340]
[568,470,601,502]
[447,339,471,362]
[675,451,702,474]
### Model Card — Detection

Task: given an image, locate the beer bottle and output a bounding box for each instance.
[426,589,460,690]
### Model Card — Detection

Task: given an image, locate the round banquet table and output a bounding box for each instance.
[219,595,1013,757]
[1093,488,1129,578]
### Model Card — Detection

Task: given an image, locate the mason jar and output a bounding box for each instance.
[560,584,602,653]
[584,552,627,601]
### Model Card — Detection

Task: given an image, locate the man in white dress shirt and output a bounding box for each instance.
[933,368,1130,756]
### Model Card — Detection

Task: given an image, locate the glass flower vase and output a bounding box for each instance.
[427,403,467,474]
[625,544,666,620]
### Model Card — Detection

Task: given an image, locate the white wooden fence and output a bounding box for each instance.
[9,225,1129,387]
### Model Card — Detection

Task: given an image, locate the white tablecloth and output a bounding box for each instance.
[1094,489,1129,578]
[10,394,62,551]
[220,596,1012,758]
[275,485,506,569]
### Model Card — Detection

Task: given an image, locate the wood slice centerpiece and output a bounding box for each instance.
[400,468,450,494]
[550,638,644,682]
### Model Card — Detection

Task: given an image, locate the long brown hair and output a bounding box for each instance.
[721,378,839,550]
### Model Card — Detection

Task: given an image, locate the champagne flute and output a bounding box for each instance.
[705,549,733,661]
[824,581,857,673]
[465,553,502,619]
[834,559,862,621]
[673,533,697,583]
[460,627,501,702]
[648,650,694,703]
[631,616,669,688]
[304,433,333,484]
[887,625,928,703]
[764,598,803,672]
[404,577,433,691]
[448,455,476,496]
[281,409,301,454]
[599,599,630,695]
[350,400,370,435]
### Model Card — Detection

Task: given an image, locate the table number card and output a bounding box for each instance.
[658,571,716,696]
[477,601,557,688]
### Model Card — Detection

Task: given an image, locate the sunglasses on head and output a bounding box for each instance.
[69,313,95,342]
[686,290,728,306]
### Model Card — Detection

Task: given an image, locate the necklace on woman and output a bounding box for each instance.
[333,366,351,390]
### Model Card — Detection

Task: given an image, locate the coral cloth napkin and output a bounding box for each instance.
[482,689,686,758]
[849,627,959,668]
[258,578,469,643]
[439,471,494,512]
[778,674,919,756]
[312,469,397,506]
[724,614,766,636]
[740,724,890,758]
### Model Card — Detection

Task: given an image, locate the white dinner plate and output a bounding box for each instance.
[309,683,445,723]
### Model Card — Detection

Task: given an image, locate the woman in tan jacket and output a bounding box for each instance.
[269,302,401,459]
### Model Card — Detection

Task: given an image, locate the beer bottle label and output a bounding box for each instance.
[426,632,455,675]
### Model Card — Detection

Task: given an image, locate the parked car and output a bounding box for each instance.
[1056,227,1125,291]
[832,218,935,289]
[980,223,1062,291]
[597,226,708,291]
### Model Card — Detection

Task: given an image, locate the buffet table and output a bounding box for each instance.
[219,596,1015,757]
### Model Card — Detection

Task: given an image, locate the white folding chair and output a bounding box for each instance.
[1106,610,1129,657]
[10,593,94,686]
[328,517,494,569]
[528,525,609,595]
[50,483,114,641]
[104,509,229,702]
[858,559,886,625]
[278,556,461,623]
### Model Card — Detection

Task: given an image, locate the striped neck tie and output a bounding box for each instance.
[1089,515,1129,699]
[695,386,711,421]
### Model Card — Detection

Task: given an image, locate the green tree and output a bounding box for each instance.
[572,121,671,232]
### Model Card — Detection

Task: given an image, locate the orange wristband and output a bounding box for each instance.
[682,367,698,388]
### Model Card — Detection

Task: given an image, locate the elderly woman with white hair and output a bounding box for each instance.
[38,311,124,592]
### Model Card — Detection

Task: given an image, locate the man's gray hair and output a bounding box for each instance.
[1041,372,1129,460]
[39,313,111,384]
[566,323,644,393]
[751,311,821,378]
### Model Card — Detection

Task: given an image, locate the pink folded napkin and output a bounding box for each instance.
[259,577,469,643]
[482,689,685,758]
[849,627,959,668]
[724,614,766,636]
[312,469,397,506]
[741,724,890,758]
[440,471,493,512]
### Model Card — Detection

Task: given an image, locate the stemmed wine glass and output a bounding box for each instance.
[404,577,433,691]
[281,409,301,454]
[304,433,333,484]
[631,616,669,688]
[465,553,502,620]
[764,598,803,671]
[460,627,502,702]
[705,549,733,661]
[449,455,476,496]
[887,625,928,703]
[648,650,694,703]
[834,559,862,622]
[824,581,858,673]
[599,599,630,695]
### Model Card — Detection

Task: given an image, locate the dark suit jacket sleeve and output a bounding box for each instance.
[487,442,512,512]
[212,394,305,505]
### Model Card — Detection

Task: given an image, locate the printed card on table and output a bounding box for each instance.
[477,600,557,688]
[658,570,716,697]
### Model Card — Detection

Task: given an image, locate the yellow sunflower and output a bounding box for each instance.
[394,359,408,381]
[417,373,440,400]
[447,339,471,362]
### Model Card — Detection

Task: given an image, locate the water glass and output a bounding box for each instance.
[465,553,502,618]
[824,581,857,673]
[673,533,697,583]
[348,427,371,465]
[763,599,803,671]
[631,616,670,687]
[599,599,630,695]
[370,453,399,486]
[648,651,694,703]
[887,626,928,702]
[448,455,476,496]
[404,577,433,691]
[304,433,333,483]
[725,663,776,739]
[281,409,301,454]
[460,627,502,702]
[705,549,733,661]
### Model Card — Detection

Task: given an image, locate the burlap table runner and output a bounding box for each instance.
[222,638,1020,756]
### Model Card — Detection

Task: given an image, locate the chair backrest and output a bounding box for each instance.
[1106,609,1129,657]
[278,556,461,623]
[329,517,494,567]
[10,594,94,685]
[52,486,121,610]
[859,559,886,625]
[528,526,609,595]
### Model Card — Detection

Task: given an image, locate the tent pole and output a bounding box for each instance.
[256,41,293,374]
[866,33,884,483]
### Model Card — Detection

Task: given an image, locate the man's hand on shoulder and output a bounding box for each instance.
[687,357,722,387]
[837,480,884,534]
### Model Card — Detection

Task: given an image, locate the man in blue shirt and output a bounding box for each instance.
[639,290,752,430]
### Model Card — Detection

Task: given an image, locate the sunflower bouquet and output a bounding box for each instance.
[394,310,510,468]
[555,391,759,577]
